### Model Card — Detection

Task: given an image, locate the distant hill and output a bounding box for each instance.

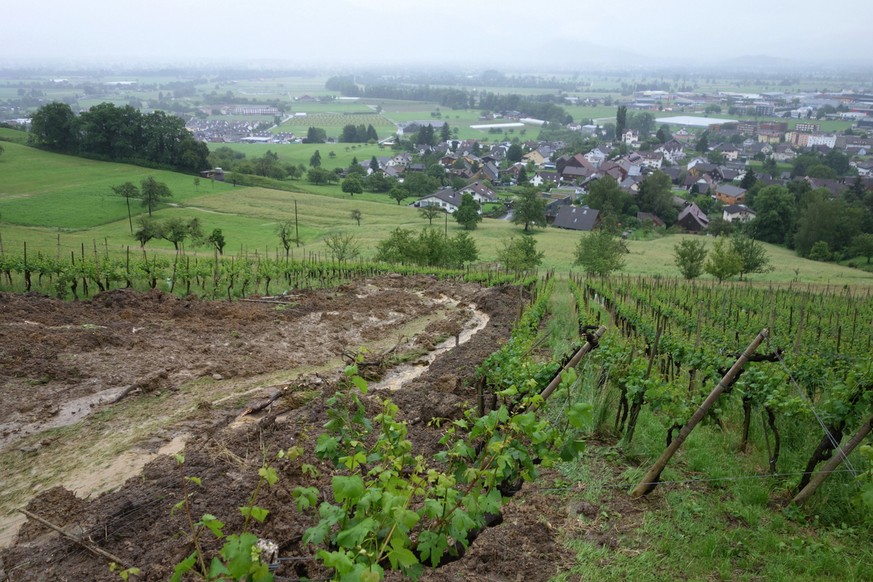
[718,54,800,70]
[530,39,658,69]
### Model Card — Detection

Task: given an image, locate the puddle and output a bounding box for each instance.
[0,434,187,549]
[0,385,131,452]
[370,304,489,391]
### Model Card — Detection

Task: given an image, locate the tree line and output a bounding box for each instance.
[324,77,572,124]
[29,102,209,173]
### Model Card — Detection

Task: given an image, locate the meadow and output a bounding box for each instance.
[2,142,872,288]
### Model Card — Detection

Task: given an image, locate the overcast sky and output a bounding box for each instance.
[4,0,871,68]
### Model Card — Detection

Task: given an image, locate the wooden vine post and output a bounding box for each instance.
[792,415,872,506]
[630,328,769,498]
[538,325,607,402]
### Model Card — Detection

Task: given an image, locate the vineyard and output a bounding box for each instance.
[0,268,871,581]
[0,246,530,300]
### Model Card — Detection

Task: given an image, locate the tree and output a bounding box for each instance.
[615,106,628,141]
[497,236,544,272]
[159,217,203,252]
[369,156,380,172]
[389,186,410,205]
[29,102,78,151]
[402,173,439,197]
[206,228,226,255]
[704,238,742,281]
[748,185,794,244]
[440,122,451,142]
[365,172,394,193]
[324,233,361,263]
[730,235,773,280]
[574,230,627,276]
[507,143,523,163]
[673,238,707,279]
[341,175,364,196]
[276,220,298,257]
[0,143,4,158]
[351,209,362,226]
[808,241,832,261]
[419,205,443,225]
[307,167,334,185]
[111,182,139,233]
[305,127,326,143]
[656,124,671,144]
[511,187,547,232]
[140,176,172,216]
[309,149,322,167]
[695,132,709,153]
[850,233,873,264]
[133,216,160,248]
[454,193,481,230]
[739,168,757,190]
[375,227,477,268]
[637,171,677,224]
[794,198,863,257]
[586,176,631,219]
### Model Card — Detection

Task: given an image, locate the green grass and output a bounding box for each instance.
[551,342,872,582]
[209,142,391,170]
[0,142,234,229]
[2,143,872,287]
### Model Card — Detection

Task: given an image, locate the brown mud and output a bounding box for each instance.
[0,276,577,581]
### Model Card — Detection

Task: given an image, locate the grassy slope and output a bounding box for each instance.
[1,143,872,287]
[542,282,872,582]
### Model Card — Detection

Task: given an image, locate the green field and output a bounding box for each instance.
[2,143,873,288]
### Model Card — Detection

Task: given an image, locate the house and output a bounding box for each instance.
[552,205,600,231]
[530,171,559,187]
[584,147,609,168]
[459,181,497,204]
[637,212,666,228]
[416,188,462,213]
[200,167,225,181]
[676,203,709,232]
[522,149,547,167]
[655,139,685,164]
[556,153,597,177]
[622,129,640,147]
[639,152,664,170]
[722,204,756,223]
[715,184,747,205]
[479,161,500,182]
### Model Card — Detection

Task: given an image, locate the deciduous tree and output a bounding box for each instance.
[673,238,707,279]
[139,176,172,216]
[730,235,773,280]
[511,187,547,232]
[454,193,481,230]
[574,230,626,276]
[704,238,742,281]
[497,236,544,272]
[419,205,443,225]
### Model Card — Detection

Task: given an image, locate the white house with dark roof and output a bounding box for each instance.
[459,181,497,204]
[722,204,756,223]
[416,188,462,213]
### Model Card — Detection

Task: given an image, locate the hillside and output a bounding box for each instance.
[1,142,872,286]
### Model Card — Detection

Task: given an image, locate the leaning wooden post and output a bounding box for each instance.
[630,328,769,498]
[539,326,607,402]
[792,415,872,506]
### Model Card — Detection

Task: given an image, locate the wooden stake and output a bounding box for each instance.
[792,415,872,506]
[630,328,768,497]
[19,508,133,569]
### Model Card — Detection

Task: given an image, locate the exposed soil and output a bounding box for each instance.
[0,276,577,581]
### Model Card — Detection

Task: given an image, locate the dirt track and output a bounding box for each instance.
[0,276,576,581]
